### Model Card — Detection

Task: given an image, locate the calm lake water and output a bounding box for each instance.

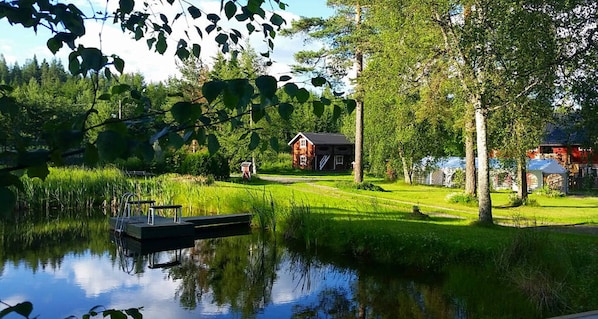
[0,219,540,318]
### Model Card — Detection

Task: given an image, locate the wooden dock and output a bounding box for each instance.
[109,213,253,240]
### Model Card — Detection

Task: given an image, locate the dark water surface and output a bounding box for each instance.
[0,219,539,318]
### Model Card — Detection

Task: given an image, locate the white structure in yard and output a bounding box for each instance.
[418,157,568,193]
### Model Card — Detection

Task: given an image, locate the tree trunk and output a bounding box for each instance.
[354,99,364,183]
[353,2,364,184]
[465,115,476,195]
[475,102,493,224]
[517,156,528,201]
[399,147,412,184]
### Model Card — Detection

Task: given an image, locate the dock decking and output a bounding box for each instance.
[109,213,253,240]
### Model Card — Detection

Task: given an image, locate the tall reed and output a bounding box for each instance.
[15,167,130,218]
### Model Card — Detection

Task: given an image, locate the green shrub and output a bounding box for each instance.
[335,181,386,192]
[451,169,465,188]
[356,182,385,192]
[156,148,186,174]
[258,152,292,172]
[445,192,477,206]
[180,151,230,180]
[534,186,564,198]
[580,174,596,190]
[115,156,147,171]
[508,194,539,207]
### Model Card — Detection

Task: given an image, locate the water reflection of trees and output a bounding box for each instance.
[168,232,281,318]
[164,233,467,319]
[0,217,112,274]
[287,247,464,319]
[1,217,541,318]
[290,270,462,319]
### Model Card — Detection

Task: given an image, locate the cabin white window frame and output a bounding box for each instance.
[299,138,307,148]
[335,155,343,165]
[300,155,307,166]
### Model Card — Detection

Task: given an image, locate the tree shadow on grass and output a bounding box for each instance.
[305,207,466,224]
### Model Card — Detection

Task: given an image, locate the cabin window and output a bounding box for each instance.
[540,146,553,154]
[300,138,307,148]
[300,155,307,166]
[335,155,343,165]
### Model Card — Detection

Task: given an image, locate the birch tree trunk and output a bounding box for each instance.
[475,102,493,223]
[399,148,413,184]
[465,115,477,195]
[353,1,364,183]
[517,156,528,201]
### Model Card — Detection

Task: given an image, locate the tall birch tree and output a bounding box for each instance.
[282,0,371,183]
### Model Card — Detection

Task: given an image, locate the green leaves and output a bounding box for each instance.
[283,82,299,97]
[344,99,356,114]
[255,75,277,99]
[207,134,220,154]
[119,0,134,15]
[312,100,324,117]
[249,131,260,150]
[188,6,201,18]
[97,130,127,161]
[224,1,237,20]
[270,13,285,28]
[296,88,310,103]
[156,32,167,54]
[0,173,21,217]
[171,101,201,124]
[67,46,109,75]
[202,81,225,103]
[0,301,33,318]
[311,76,327,87]
[278,102,294,120]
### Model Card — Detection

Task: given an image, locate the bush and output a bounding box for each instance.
[156,148,186,174]
[508,194,539,207]
[534,186,564,198]
[335,181,386,192]
[180,151,230,180]
[115,156,147,171]
[258,152,293,173]
[451,169,465,188]
[445,192,477,206]
[356,182,386,192]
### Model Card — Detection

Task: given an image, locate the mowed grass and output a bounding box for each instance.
[308,177,598,225]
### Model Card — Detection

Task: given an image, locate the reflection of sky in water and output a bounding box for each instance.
[0,248,356,318]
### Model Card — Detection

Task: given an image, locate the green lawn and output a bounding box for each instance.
[288,176,598,225]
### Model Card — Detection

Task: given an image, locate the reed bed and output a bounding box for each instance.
[15,167,131,217]
[13,168,256,220]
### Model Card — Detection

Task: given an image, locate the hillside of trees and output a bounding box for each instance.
[0,51,347,174]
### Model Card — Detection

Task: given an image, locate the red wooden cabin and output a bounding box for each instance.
[288,132,354,171]
[528,123,598,180]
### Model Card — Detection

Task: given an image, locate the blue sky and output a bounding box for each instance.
[0,0,332,83]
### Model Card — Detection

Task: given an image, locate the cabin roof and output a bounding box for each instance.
[288,132,353,146]
[542,122,588,146]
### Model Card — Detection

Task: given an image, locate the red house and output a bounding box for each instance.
[288,132,354,171]
[528,123,598,178]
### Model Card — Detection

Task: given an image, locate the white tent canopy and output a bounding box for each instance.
[418,157,568,193]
